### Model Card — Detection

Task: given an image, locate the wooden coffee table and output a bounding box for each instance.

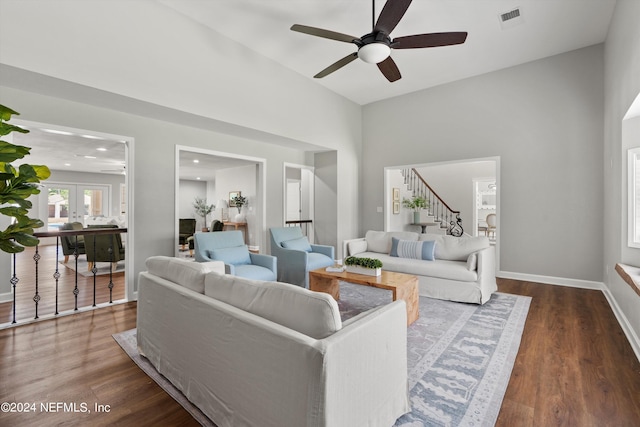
[308,268,419,325]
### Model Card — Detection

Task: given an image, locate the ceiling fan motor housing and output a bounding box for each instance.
[357,32,392,63]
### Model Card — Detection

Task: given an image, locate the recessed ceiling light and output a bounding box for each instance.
[84,155,96,159]
[64,163,71,167]
[196,177,201,180]
[193,159,199,164]
[42,128,74,136]
[81,134,104,140]
[96,147,107,151]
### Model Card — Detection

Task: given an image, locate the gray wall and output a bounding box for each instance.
[363,44,604,283]
[603,0,640,354]
[0,0,362,299]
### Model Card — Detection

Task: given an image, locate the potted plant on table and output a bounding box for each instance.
[402,195,429,224]
[231,194,247,222]
[0,104,51,254]
[344,256,383,277]
[193,197,214,231]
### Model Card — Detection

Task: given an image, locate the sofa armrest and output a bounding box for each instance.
[320,300,410,425]
[310,244,334,259]
[249,253,277,273]
[342,237,366,258]
[477,246,498,304]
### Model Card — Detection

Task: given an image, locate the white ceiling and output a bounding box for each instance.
[8,0,618,177]
[11,124,257,182]
[159,0,616,105]
[12,126,127,175]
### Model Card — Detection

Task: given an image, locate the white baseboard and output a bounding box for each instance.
[498,270,640,363]
[0,292,12,303]
[601,287,640,363]
[497,270,603,290]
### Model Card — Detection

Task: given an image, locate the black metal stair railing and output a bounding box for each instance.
[402,168,464,236]
[285,219,313,237]
[4,227,127,326]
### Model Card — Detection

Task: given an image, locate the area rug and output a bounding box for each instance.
[60,259,125,277]
[113,284,530,427]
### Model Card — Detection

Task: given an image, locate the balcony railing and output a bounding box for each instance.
[2,227,127,327]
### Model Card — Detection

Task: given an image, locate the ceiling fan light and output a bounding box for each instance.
[358,43,391,64]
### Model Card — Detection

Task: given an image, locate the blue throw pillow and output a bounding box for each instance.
[390,237,435,261]
[281,236,312,252]
[208,245,251,265]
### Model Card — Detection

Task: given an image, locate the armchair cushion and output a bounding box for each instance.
[307,252,334,271]
[208,245,251,266]
[281,237,312,252]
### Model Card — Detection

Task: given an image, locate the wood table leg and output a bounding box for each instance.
[392,278,420,325]
[308,274,340,300]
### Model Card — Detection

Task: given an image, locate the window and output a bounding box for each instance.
[628,147,640,248]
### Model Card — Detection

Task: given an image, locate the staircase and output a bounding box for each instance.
[402,168,464,236]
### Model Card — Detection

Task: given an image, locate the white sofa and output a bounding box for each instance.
[137,256,410,427]
[344,231,497,304]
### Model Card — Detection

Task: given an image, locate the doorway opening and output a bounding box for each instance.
[284,163,315,242]
[175,146,266,256]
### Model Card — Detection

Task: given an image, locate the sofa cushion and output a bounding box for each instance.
[208,245,251,265]
[348,239,368,256]
[281,236,312,252]
[390,238,435,261]
[145,256,225,293]
[355,251,478,282]
[466,253,478,271]
[365,230,418,254]
[204,274,342,339]
[419,233,489,261]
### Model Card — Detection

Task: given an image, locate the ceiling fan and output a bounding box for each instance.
[291,0,467,82]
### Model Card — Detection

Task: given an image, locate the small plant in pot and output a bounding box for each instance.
[344,256,383,276]
[231,194,248,222]
[402,195,429,224]
[193,197,214,231]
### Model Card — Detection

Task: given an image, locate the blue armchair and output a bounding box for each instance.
[194,231,277,281]
[269,227,335,288]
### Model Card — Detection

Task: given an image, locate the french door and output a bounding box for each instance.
[46,183,110,230]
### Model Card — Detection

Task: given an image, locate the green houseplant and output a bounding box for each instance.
[0,104,51,253]
[402,195,429,224]
[344,256,383,276]
[192,197,214,231]
[231,194,248,221]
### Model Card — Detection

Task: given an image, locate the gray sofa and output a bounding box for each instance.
[343,231,497,304]
[137,256,410,427]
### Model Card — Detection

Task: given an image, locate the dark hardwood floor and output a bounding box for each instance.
[1,278,639,426]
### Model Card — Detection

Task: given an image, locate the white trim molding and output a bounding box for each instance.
[497,270,603,290]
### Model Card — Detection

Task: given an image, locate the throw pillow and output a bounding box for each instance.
[390,237,435,261]
[208,245,251,265]
[281,236,312,252]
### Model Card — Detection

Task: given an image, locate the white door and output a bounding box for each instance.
[286,180,301,221]
[45,183,109,230]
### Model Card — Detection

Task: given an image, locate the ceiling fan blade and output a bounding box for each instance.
[377,56,401,82]
[374,0,413,35]
[291,24,360,44]
[393,32,468,49]
[314,52,359,78]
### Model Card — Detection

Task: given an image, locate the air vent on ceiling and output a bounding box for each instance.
[499,7,524,30]
[501,8,520,22]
